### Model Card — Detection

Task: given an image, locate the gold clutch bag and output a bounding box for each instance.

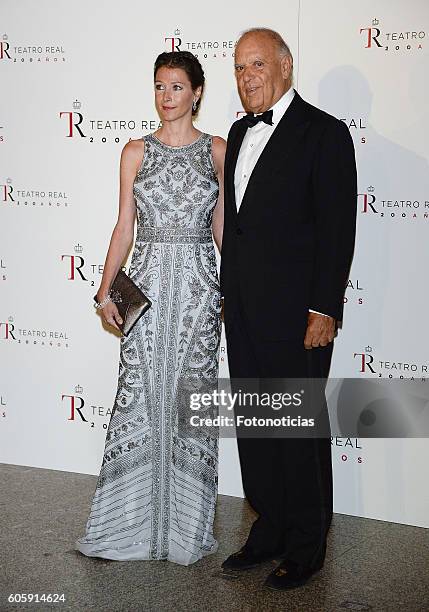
[94,270,152,337]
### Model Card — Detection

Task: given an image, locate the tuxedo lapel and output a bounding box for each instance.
[225,119,247,224]
[238,92,311,219]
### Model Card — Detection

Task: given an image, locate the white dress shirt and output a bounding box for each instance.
[235,86,295,211]
[234,87,328,318]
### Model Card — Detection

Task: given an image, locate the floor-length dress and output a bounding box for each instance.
[75,132,222,565]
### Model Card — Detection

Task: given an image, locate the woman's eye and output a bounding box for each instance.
[173,85,183,90]
[155,84,164,90]
[255,62,263,67]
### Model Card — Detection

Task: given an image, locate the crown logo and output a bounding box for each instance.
[75,384,83,394]
[365,346,372,353]
[74,243,83,253]
[174,28,181,36]
[372,18,379,26]
[2,34,8,40]
[8,315,13,322]
[6,178,12,184]
[73,99,81,110]
[367,186,375,193]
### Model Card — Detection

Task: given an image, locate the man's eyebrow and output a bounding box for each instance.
[234,57,267,65]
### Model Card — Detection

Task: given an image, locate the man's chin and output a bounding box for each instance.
[240,93,263,114]
[246,98,265,113]
[244,103,263,114]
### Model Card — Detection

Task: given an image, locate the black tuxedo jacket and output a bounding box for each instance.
[219,91,357,342]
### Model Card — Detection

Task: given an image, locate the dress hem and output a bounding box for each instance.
[74,538,219,566]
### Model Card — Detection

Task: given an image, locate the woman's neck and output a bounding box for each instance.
[154,118,201,147]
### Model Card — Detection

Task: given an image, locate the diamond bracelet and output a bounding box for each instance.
[94,293,112,309]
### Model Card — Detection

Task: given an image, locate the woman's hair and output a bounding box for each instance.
[154,51,205,116]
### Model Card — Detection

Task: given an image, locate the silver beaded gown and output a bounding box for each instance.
[75,132,222,565]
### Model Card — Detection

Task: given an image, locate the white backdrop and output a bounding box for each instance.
[1,0,428,528]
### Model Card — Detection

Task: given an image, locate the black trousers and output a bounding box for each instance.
[224,299,334,569]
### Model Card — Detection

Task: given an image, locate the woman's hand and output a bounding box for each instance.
[99,299,123,332]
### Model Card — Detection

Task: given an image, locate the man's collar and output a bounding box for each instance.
[269,87,295,125]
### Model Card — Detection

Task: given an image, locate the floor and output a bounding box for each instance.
[1,463,428,611]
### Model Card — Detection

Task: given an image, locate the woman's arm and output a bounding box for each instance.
[96,139,144,302]
[211,136,226,254]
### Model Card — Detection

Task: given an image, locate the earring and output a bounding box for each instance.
[192,99,197,111]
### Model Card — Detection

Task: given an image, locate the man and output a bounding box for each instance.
[220,28,357,590]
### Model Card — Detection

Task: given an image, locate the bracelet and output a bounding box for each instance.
[94,293,112,309]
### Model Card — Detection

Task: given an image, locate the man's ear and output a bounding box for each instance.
[281,55,293,82]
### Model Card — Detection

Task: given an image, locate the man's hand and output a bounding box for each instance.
[304,312,336,349]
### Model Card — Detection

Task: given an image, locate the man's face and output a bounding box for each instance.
[234,33,292,114]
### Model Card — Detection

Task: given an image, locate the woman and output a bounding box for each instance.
[75,51,225,565]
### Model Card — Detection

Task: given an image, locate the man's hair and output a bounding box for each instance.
[238,27,293,67]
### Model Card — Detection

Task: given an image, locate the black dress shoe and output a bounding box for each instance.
[264,559,322,590]
[222,546,279,571]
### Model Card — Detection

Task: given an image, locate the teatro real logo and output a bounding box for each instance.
[0,33,66,63]
[0,178,13,203]
[61,243,127,287]
[360,18,426,52]
[59,99,160,143]
[353,346,429,378]
[0,316,70,348]
[358,186,378,214]
[164,28,236,60]
[357,186,429,221]
[63,384,113,428]
[353,346,377,375]
[0,177,69,209]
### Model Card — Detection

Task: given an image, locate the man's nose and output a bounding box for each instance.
[242,66,255,82]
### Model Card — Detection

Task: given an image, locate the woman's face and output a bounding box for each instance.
[154,66,201,123]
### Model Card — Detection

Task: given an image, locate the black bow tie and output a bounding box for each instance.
[242,109,274,128]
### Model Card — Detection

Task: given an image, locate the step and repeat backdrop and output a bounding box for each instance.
[1,0,428,527]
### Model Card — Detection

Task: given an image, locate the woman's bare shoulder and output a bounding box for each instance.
[122,137,145,157]
[211,135,227,151]
[120,138,145,171]
[210,135,226,173]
